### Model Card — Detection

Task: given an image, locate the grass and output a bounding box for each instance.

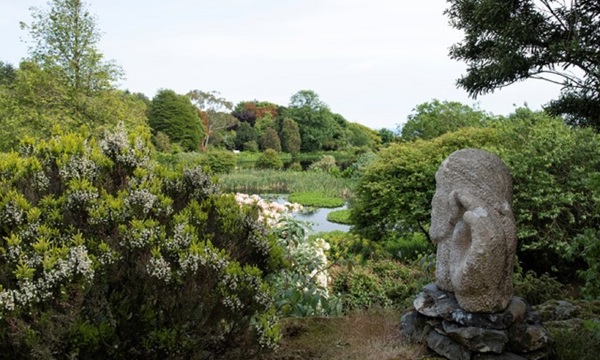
[327,209,352,224]
[289,192,345,208]
[217,169,355,198]
[264,308,428,360]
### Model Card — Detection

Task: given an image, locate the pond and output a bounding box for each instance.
[264,194,351,234]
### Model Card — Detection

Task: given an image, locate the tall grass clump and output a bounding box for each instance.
[218,168,355,197]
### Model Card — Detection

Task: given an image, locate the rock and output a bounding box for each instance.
[443,321,508,353]
[473,352,527,360]
[535,300,581,321]
[430,149,517,313]
[427,330,472,360]
[415,283,461,319]
[508,323,551,353]
[451,297,527,330]
[400,310,430,343]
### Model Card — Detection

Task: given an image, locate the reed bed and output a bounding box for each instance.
[217,168,355,197]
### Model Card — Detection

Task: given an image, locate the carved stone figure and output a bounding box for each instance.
[429,149,517,313]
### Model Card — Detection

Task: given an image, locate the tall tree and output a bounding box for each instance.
[20,0,121,95]
[286,90,340,151]
[148,89,203,152]
[446,0,600,128]
[187,90,238,151]
[260,127,281,152]
[280,118,301,154]
[399,100,491,141]
[0,61,16,86]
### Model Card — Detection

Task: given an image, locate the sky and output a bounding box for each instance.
[0,0,563,130]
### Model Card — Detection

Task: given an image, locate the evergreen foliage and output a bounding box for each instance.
[260,127,282,152]
[148,89,203,152]
[280,118,301,154]
[256,149,283,170]
[0,124,283,357]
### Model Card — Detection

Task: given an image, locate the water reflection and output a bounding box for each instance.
[263,194,350,234]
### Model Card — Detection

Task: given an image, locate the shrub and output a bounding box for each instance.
[201,150,237,173]
[513,263,566,305]
[260,127,281,152]
[309,155,337,173]
[331,259,424,311]
[287,161,303,172]
[152,131,172,153]
[256,149,283,170]
[382,232,434,261]
[244,140,259,152]
[0,124,283,358]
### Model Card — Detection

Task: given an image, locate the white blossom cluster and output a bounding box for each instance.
[166,223,192,252]
[59,155,98,182]
[147,256,172,282]
[32,171,50,192]
[183,167,220,200]
[0,200,25,228]
[125,189,158,216]
[222,295,243,311]
[123,225,159,249]
[100,123,150,169]
[0,245,94,317]
[67,189,98,210]
[252,313,280,350]
[178,245,229,275]
[234,193,302,227]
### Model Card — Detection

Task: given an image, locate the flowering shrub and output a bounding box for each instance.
[233,194,341,317]
[0,125,283,358]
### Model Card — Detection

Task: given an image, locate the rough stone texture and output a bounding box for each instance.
[427,330,472,360]
[443,321,508,353]
[402,285,552,359]
[430,149,517,313]
[399,310,430,343]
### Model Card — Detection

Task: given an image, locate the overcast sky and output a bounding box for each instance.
[1,0,562,130]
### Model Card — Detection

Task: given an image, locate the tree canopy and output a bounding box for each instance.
[399,100,491,141]
[446,0,600,128]
[148,89,203,152]
[20,0,121,95]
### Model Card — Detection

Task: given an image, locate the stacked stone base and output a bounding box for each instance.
[400,284,552,360]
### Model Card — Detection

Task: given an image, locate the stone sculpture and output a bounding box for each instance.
[400,149,552,360]
[429,148,517,313]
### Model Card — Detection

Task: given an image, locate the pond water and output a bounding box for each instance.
[264,194,351,234]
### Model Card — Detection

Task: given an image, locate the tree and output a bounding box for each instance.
[260,127,281,152]
[234,121,258,150]
[446,0,600,128]
[20,0,121,95]
[0,61,16,86]
[286,90,340,151]
[280,118,301,154]
[399,100,491,141]
[148,89,203,152]
[187,90,238,151]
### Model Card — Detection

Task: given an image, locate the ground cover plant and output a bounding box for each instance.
[288,192,345,208]
[326,209,352,225]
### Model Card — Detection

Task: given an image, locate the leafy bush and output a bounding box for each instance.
[288,192,344,208]
[321,232,388,264]
[256,149,283,170]
[382,232,434,261]
[513,262,566,305]
[309,155,337,173]
[352,109,600,277]
[243,140,259,152]
[0,124,283,358]
[201,150,237,173]
[331,259,424,311]
[287,161,303,172]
